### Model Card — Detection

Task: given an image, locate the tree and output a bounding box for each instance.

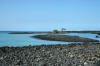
[61,28,66,32]
[53,30,60,33]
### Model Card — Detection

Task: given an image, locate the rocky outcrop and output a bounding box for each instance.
[9,32,52,34]
[33,35,99,42]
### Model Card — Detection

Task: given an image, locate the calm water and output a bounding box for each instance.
[65,33,100,41]
[0,32,99,47]
[0,32,68,47]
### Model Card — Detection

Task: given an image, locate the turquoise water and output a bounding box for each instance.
[65,33,100,41]
[0,32,68,47]
[0,32,99,47]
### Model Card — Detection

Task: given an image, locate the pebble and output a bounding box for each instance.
[0,43,100,66]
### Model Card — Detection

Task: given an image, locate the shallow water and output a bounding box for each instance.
[0,32,99,47]
[64,33,100,41]
[0,32,69,47]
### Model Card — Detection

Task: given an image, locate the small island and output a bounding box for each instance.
[9,30,100,42]
[33,35,99,42]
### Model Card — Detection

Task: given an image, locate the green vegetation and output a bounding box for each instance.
[61,28,66,32]
[52,28,66,34]
[53,30,60,33]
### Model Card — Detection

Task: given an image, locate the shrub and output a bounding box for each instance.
[61,28,66,32]
[53,30,60,33]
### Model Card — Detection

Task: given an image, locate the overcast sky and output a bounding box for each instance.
[0,0,100,31]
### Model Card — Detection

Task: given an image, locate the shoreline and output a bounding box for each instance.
[9,31,100,34]
[0,43,100,66]
[33,35,99,42]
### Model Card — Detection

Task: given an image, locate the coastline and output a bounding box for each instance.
[9,31,100,34]
[0,43,100,66]
[1,31,99,65]
[33,35,99,42]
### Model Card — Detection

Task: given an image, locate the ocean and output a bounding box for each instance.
[0,31,68,47]
[0,31,99,47]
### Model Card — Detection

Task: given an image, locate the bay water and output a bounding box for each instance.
[0,31,99,47]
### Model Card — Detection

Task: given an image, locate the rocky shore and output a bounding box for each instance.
[9,32,52,34]
[0,43,100,66]
[9,31,100,34]
[33,35,99,42]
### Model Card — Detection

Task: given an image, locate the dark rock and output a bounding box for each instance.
[33,35,99,42]
[0,43,100,66]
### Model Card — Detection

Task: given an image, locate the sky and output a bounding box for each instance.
[0,0,100,31]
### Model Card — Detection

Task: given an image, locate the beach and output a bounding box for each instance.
[1,0,100,66]
[0,43,100,66]
[0,31,100,66]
